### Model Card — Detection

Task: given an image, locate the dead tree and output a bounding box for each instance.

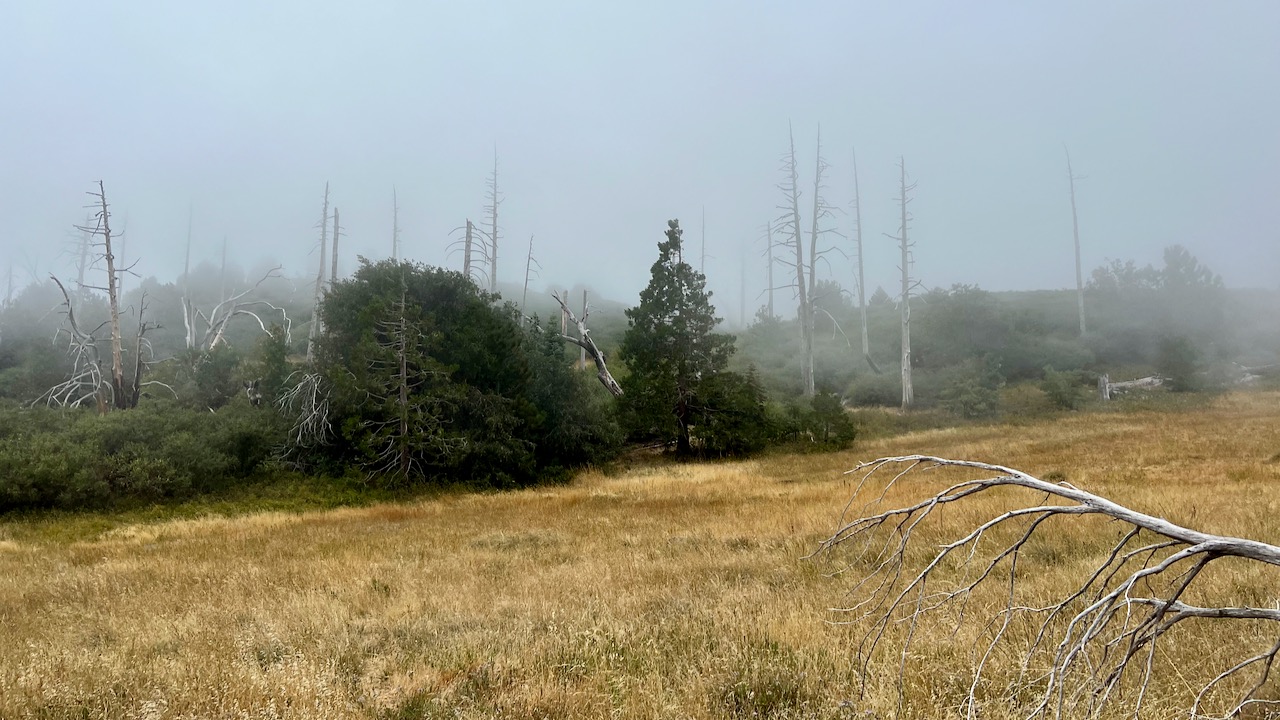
[777,123,814,396]
[551,291,623,397]
[183,204,193,296]
[39,276,109,410]
[183,266,290,351]
[278,371,331,448]
[449,219,491,287]
[700,205,709,275]
[805,126,844,381]
[851,147,872,369]
[218,235,228,304]
[821,455,1280,720]
[41,279,168,411]
[329,207,341,286]
[486,150,502,293]
[887,158,918,410]
[63,181,139,411]
[1066,148,1087,336]
[391,186,401,260]
[520,234,540,319]
[306,182,330,362]
[762,220,776,317]
[75,214,94,308]
[364,289,443,479]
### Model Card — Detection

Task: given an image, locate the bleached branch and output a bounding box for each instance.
[819,455,1280,719]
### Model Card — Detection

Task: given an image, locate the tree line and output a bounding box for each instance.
[0,175,1274,511]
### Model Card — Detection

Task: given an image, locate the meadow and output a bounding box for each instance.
[2,392,1279,719]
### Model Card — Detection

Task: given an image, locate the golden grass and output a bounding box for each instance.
[2,392,1279,719]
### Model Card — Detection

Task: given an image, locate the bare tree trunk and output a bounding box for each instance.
[75,216,92,308]
[392,186,400,261]
[92,183,127,410]
[396,297,409,477]
[4,265,11,309]
[700,205,707,275]
[329,207,340,286]
[306,182,330,363]
[783,124,814,397]
[804,127,833,396]
[184,204,193,291]
[579,289,588,369]
[765,221,775,318]
[521,234,537,318]
[852,148,869,363]
[219,235,228,304]
[117,212,128,301]
[486,150,501,293]
[1066,148,1087,336]
[896,158,915,410]
[463,219,475,280]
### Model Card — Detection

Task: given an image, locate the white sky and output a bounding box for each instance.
[3,1,1278,322]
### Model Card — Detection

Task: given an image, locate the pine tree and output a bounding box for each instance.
[620,219,739,456]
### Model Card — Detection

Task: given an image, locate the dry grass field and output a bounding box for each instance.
[3,392,1280,719]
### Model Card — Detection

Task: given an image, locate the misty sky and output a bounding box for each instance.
[3,2,1278,322]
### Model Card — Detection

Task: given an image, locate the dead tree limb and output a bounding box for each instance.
[37,275,110,410]
[187,266,289,351]
[819,455,1280,720]
[551,291,623,397]
[278,371,331,447]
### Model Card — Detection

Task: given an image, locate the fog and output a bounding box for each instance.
[3,2,1278,320]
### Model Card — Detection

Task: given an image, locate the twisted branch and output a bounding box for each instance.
[819,455,1280,719]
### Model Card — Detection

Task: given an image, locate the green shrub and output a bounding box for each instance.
[1040,367,1093,410]
[0,401,286,512]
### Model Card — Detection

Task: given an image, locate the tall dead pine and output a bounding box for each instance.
[851,148,871,367]
[1066,148,1087,336]
[486,150,502,293]
[892,158,917,410]
[779,123,814,397]
[306,182,331,362]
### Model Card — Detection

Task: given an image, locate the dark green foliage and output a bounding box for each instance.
[1156,335,1201,392]
[692,368,771,456]
[244,325,292,407]
[807,392,857,445]
[939,356,1004,419]
[308,260,618,487]
[525,319,623,474]
[619,220,759,457]
[1041,367,1093,410]
[0,401,284,511]
[846,372,900,407]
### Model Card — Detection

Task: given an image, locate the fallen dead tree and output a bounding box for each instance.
[1097,373,1163,400]
[819,455,1280,719]
[551,290,623,397]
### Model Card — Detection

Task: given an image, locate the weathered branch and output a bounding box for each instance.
[278,371,331,447]
[819,455,1280,719]
[551,291,623,397]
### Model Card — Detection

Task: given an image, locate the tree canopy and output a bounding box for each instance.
[619,220,763,456]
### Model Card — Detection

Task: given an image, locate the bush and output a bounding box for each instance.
[0,401,285,512]
[1156,335,1201,392]
[846,372,900,407]
[939,357,1004,419]
[1040,367,1093,410]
